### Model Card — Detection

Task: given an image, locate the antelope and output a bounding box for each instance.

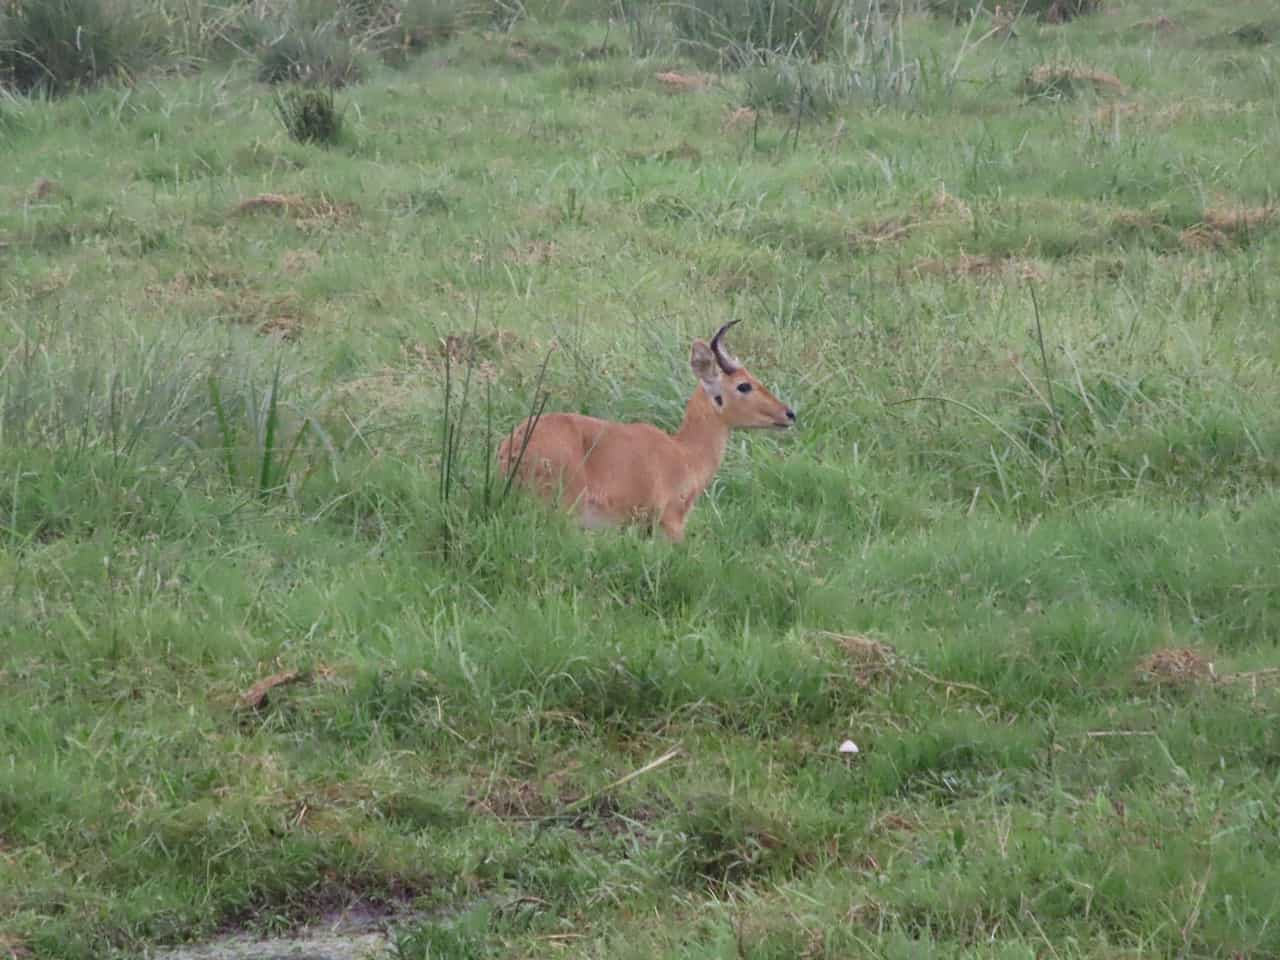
[497,320,796,542]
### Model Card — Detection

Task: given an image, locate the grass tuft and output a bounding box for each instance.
[929,0,1101,24]
[0,0,161,95]
[273,85,346,144]
[256,21,364,87]
[670,0,848,69]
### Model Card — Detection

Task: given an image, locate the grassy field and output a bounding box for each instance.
[2,0,1279,957]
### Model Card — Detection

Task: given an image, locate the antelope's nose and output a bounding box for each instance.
[786,408,796,422]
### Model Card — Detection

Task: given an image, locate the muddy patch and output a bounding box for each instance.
[150,899,479,960]
[153,927,386,960]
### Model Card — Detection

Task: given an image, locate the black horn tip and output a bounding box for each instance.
[709,319,742,374]
[710,318,742,344]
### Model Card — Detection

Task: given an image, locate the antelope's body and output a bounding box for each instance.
[497,321,794,542]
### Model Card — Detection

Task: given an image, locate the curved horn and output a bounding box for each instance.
[709,319,742,374]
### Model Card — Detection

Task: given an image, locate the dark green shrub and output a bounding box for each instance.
[273,85,345,144]
[670,0,847,69]
[397,0,478,49]
[256,24,364,87]
[0,0,160,95]
[927,0,1101,25]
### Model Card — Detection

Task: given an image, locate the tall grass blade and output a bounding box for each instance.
[258,362,282,499]
[208,373,239,487]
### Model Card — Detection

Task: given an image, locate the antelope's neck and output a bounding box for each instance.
[673,388,731,497]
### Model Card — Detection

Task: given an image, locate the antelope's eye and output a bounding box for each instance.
[736,382,753,394]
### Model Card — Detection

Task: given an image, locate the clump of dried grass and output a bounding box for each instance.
[233,192,358,228]
[504,239,559,266]
[654,71,713,94]
[1131,14,1179,32]
[1180,205,1276,250]
[1022,64,1129,99]
[1134,647,1213,687]
[912,254,1045,282]
[825,631,899,687]
[722,106,757,131]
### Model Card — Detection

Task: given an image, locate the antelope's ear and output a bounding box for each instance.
[690,340,724,405]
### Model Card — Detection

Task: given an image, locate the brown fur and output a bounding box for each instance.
[497,330,794,542]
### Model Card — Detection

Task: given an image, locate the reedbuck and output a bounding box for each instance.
[497,320,795,542]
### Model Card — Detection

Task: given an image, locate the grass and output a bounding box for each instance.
[2,0,1279,957]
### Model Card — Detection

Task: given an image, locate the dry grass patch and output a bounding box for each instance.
[233,192,358,230]
[233,664,343,713]
[1130,14,1179,33]
[467,775,556,819]
[654,71,714,94]
[0,934,32,960]
[27,177,59,201]
[850,214,917,248]
[1022,64,1129,99]
[723,106,757,131]
[433,328,526,365]
[211,289,309,340]
[848,190,973,252]
[281,249,322,274]
[238,668,307,710]
[1089,101,1144,125]
[1180,205,1277,251]
[1134,647,1214,687]
[824,631,900,687]
[927,187,973,222]
[912,254,1045,282]
[1203,205,1277,232]
[628,141,703,164]
[332,369,420,417]
[147,274,309,339]
[504,239,559,265]
[144,266,247,303]
[499,35,562,66]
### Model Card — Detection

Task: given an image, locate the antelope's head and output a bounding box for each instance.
[690,320,796,430]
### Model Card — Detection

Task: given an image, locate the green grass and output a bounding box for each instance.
[2,1,1280,958]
